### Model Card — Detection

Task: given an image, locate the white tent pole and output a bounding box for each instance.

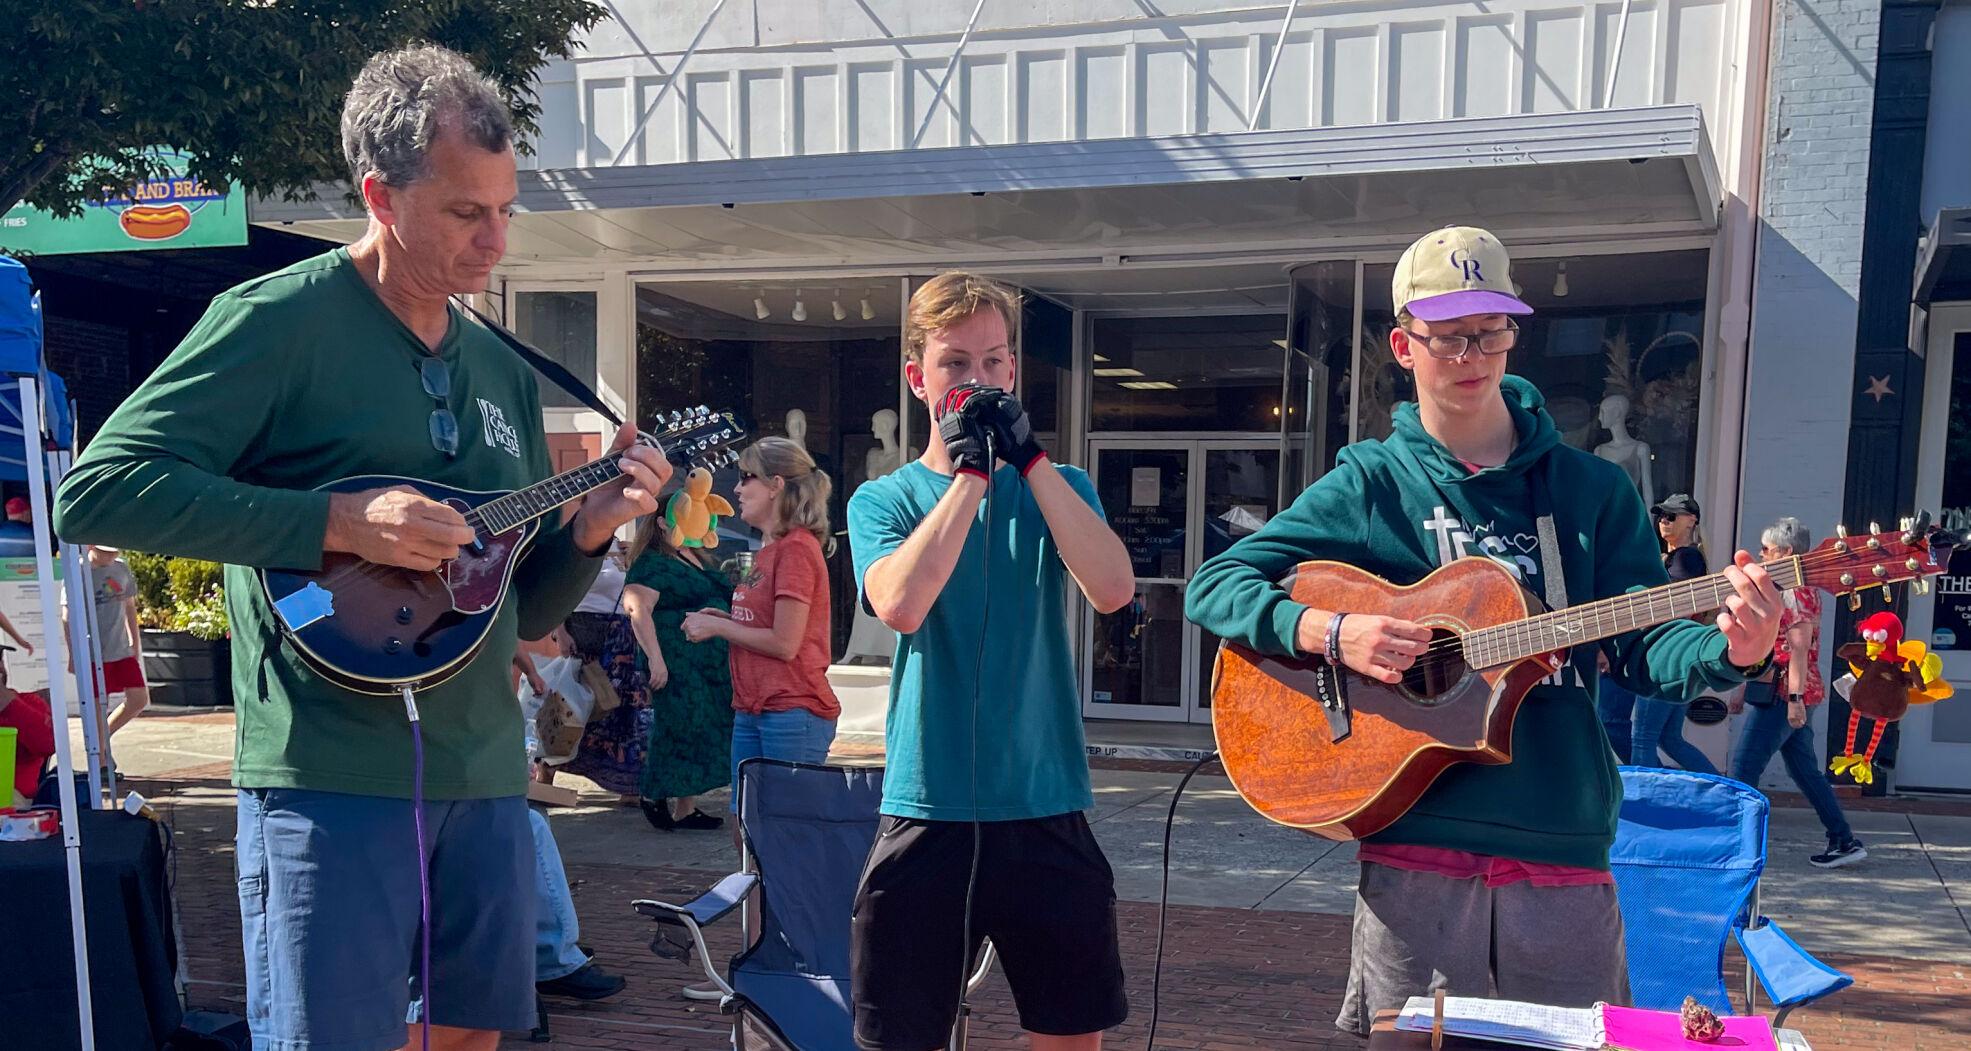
[20,376,97,1051]
[54,449,109,807]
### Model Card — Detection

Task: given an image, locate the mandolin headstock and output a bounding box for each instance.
[642,407,746,472]
[1796,513,1959,610]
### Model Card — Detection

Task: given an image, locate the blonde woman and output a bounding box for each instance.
[682,437,840,802]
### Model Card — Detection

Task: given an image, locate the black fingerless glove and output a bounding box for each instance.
[935,383,996,479]
[957,387,1047,475]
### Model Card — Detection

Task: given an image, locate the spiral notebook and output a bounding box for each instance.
[1394,997,1779,1051]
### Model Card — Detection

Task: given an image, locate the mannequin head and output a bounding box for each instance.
[871,407,898,440]
[784,408,808,445]
[1598,393,1631,432]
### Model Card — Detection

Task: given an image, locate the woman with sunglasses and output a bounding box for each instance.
[682,437,841,805]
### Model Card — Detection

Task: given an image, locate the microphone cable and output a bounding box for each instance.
[1144,748,1219,1049]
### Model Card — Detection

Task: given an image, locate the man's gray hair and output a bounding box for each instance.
[341,44,513,189]
[1762,516,1812,553]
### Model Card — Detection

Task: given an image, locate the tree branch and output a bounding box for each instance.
[0,148,73,219]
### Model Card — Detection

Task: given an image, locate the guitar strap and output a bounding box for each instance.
[453,296,625,427]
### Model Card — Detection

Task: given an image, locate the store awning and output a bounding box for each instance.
[253,104,1719,273]
[1915,207,1971,306]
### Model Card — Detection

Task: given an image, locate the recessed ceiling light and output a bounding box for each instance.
[1118,380,1178,390]
[1093,367,1145,377]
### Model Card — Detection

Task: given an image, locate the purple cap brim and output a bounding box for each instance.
[1406,289,1534,321]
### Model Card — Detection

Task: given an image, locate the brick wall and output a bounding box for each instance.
[42,315,135,439]
[1738,0,1881,547]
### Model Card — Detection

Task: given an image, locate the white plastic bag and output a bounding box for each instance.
[520,655,596,765]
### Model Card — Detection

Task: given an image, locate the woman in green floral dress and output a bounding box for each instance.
[628,521,736,831]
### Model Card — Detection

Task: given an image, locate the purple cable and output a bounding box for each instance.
[406,690,432,1051]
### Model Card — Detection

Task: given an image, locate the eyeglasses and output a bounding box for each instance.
[1400,320,1520,360]
[738,470,759,482]
[419,356,458,459]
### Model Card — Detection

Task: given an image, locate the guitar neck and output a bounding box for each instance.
[1465,556,1805,669]
[466,449,637,535]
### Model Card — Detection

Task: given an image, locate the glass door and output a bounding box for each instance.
[1082,440,1283,723]
[1193,442,1282,717]
[1084,443,1192,721]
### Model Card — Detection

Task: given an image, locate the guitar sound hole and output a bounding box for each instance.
[1398,628,1468,705]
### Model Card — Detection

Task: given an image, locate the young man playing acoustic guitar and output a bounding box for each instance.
[847,273,1136,1051]
[1185,227,1784,1033]
[55,47,669,1051]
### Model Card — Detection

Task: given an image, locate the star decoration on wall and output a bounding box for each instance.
[1864,375,1895,403]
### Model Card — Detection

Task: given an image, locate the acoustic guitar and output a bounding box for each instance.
[1210,516,1957,841]
[261,407,744,695]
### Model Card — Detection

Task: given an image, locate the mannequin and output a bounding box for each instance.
[844,408,917,664]
[784,408,808,447]
[860,408,918,481]
[1593,393,1654,505]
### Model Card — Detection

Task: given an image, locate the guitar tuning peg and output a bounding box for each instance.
[1835,524,1849,539]
[1869,521,1881,535]
[1914,578,1931,596]
[1848,593,1862,612]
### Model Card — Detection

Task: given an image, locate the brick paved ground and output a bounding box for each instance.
[134,771,1967,1051]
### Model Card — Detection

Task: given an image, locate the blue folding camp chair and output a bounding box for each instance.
[1610,766,1852,1028]
[635,759,995,1051]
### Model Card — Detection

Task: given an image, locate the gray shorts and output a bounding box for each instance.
[1336,861,1631,1035]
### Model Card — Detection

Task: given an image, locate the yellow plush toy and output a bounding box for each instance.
[664,467,736,549]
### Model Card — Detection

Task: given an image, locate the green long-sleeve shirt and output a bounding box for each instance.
[1185,376,1751,868]
[54,248,601,799]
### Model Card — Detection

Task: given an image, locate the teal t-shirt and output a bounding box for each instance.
[847,461,1101,821]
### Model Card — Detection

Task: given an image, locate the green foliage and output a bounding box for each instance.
[4,1,605,218]
[122,551,228,640]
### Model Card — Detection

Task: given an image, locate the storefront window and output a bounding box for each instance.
[1286,262,1357,498]
[634,282,902,659]
[1359,250,1709,505]
[1089,314,1287,432]
[1022,292,1074,463]
[512,290,597,410]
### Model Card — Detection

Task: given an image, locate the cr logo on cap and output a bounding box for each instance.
[1451,248,1485,283]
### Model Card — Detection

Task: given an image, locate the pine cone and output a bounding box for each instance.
[1680,996,1724,1042]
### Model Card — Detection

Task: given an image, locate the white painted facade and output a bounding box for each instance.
[254,0,1792,731]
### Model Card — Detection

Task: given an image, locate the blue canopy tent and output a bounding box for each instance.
[0,253,102,1051]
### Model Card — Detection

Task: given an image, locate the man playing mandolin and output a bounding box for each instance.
[1186,227,1784,1034]
[54,46,670,1051]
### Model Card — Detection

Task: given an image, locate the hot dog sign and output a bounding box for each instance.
[0,148,247,256]
[101,171,228,242]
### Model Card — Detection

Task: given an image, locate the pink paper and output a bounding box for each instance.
[1600,1005,1777,1051]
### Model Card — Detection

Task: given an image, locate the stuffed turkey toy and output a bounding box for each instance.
[1829,611,1953,784]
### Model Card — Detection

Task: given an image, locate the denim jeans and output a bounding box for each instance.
[1596,675,1635,764]
[1630,695,1719,775]
[529,807,589,982]
[730,707,838,811]
[1729,681,1853,843]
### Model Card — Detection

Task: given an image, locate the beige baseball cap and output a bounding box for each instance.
[1392,226,1534,321]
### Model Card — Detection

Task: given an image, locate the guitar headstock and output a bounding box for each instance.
[642,406,746,471]
[1797,512,1960,610]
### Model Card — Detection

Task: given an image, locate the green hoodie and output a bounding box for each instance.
[1186,376,1749,869]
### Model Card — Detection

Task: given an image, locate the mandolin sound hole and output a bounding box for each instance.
[1397,628,1468,706]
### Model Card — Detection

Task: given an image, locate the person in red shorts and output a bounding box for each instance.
[70,545,150,770]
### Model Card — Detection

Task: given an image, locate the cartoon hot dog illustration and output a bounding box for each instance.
[118,203,193,241]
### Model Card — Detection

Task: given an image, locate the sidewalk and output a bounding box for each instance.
[78,711,1971,1049]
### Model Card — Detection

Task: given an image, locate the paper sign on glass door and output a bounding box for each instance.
[1131,467,1160,506]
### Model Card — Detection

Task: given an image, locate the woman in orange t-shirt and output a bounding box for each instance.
[682,437,840,806]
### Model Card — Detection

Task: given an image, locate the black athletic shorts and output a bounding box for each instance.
[850,811,1129,1050]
